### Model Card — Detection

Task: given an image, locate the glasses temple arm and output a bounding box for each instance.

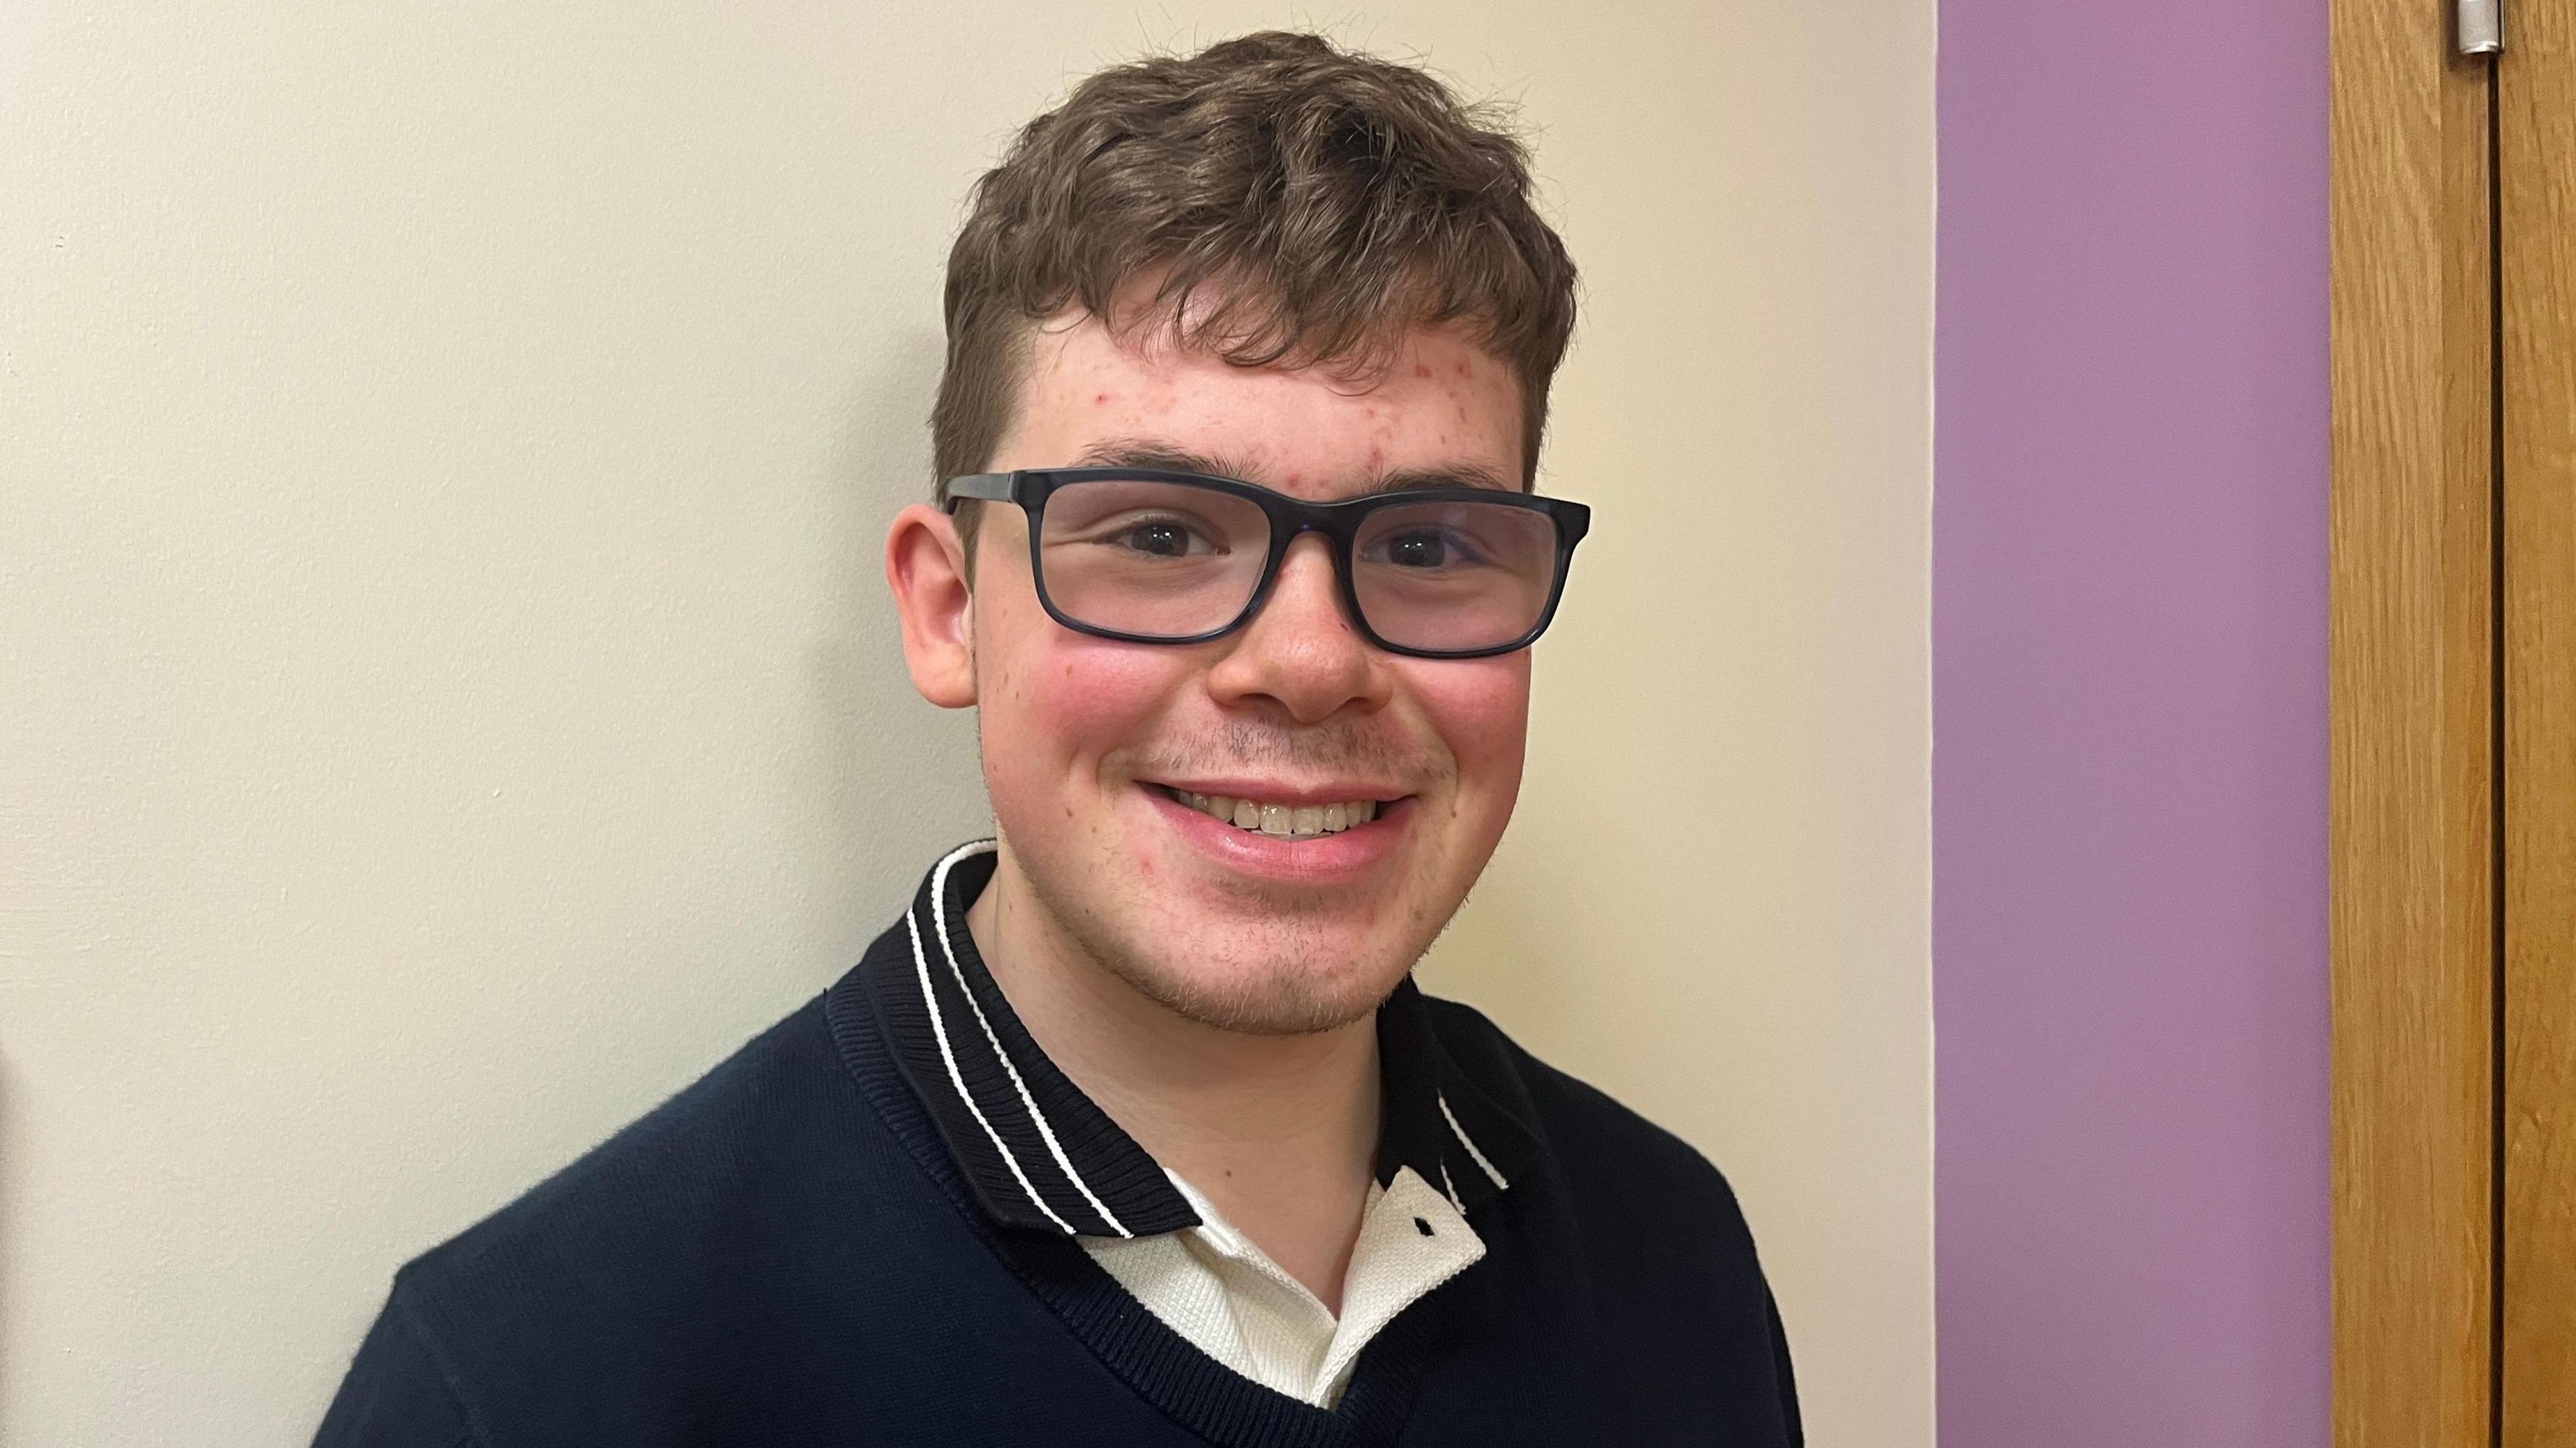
[941,473,1018,510]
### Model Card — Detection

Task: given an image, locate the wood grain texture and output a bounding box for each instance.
[2500,5,2576,1440]
[2328,0,2496,1440]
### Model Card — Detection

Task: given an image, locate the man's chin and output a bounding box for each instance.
[1000,822,1448,1034]
[1104,951,1397,1037]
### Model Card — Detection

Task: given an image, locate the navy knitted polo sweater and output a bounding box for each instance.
[314,848,1802,1447]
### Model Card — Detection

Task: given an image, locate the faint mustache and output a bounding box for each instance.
[1129,722,1447,784]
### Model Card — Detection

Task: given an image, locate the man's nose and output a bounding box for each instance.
[1205,533,1393,724]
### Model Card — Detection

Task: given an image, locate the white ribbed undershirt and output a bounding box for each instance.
[1081,1165,1487,1408]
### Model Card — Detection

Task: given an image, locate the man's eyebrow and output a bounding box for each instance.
[1358,464,1517,495]
[1067,439,1244,477]
[1066,439,1517,495]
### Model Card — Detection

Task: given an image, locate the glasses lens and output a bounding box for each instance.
[1036,478,1271,639]
[1352,499,1562,653]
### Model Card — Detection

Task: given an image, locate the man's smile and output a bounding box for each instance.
[1135,780,1421,887]
[1151,784,1399,838]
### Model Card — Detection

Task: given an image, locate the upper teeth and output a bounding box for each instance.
[1172,790,1380,837]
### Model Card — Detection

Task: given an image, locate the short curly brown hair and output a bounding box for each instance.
[931,31,1579,547]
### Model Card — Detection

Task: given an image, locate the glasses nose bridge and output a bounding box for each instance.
[1269,502,1360,570]
[1248,514,1360,630]
[1272,512,1339,559]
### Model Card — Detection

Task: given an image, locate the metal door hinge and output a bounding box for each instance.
[2460,0,2502,54]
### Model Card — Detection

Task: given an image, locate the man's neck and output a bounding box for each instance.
[963,850,1381,1315]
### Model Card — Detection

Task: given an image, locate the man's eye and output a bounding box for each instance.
[1382,530,1489,569]
[1113,520,1199,557]
[1387,533,1448,568]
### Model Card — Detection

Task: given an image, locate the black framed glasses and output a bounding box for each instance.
[944,468,1591,659]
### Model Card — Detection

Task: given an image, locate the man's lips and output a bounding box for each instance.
[1138,785,1412,881]
[1159,786,1382,839]
[1138,777,1411,809]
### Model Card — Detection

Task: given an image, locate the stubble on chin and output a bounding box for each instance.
[1008,824,1482,1037]
[1107,949,1370,1038]
[989,718,1484,1036]
[1022,860,1402,1036]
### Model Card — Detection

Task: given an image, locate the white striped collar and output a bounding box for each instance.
[853,840,1539,1239]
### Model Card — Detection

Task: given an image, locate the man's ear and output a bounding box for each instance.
[884,504,977,709]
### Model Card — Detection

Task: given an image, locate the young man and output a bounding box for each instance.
[318,32,1799,1447]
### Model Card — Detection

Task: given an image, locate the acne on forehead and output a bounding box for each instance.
[1002,315,1523,485]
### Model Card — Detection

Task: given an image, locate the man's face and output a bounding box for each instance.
[957,313,1532,1035]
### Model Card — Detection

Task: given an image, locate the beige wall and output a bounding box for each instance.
[0,4,1932,1443]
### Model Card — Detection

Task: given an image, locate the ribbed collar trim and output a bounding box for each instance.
[855,840,1539,1240]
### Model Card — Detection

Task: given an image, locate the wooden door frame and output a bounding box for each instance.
[2496,3,2576,1433]
[2328,0,2497,1443]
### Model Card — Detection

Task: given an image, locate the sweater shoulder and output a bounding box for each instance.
[1418,992,1758,1248]
[394,993,865,1300]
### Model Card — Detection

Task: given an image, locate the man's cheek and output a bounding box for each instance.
[1411,661,1532,780]
[1017,643,1193,764]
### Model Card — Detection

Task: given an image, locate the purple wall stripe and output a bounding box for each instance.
[1933,1,2332,1443]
